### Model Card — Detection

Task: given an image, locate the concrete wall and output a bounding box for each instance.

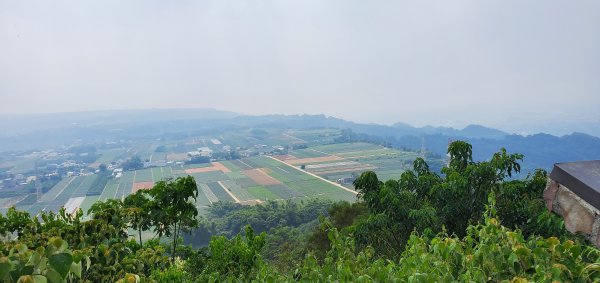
[544,178,600,247]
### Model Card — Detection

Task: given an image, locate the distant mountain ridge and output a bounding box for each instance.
[2,108,593,140]
[392,122,509,139]
[1,109,599,173]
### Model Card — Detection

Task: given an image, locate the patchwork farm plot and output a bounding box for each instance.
[13,155,358,217]
[6,165,181,217]
[11,174,100,216]
[182,157,357,210]
[6,126,430,217]
[285,142,423,187]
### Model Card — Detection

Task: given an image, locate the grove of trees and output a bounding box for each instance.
[122,156,144,171]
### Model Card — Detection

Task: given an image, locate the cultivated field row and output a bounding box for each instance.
[15,153,363,216]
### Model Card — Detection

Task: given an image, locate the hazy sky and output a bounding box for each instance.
[1,1,599,134]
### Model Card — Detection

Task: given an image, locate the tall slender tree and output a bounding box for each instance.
[123,190,152,246]
[148,176,199,264]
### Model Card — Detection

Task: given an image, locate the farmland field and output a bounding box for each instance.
[134,168,153,182]
[16,153,360,216]
[284,141,427,187]
[94,148,127,165]
[8,127,431,218]
[246,186,279,200]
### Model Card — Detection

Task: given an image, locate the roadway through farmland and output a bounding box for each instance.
[266,156,358,195]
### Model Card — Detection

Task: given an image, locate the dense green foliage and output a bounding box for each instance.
[0,204,168,282]
[251,213,599,282]
[122,156,144,171]
[0,237,88,282]
[0,141,598,282]
[349,142,569,259]
[167,202,600,282]
[185,199,333,247]
[0,176,197,282]
[123,190,152,246]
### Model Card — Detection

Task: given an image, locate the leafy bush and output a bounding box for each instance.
[0,237,88,283]
[194,226,265,281]
[242,205,600,282]
[150,259,188,282]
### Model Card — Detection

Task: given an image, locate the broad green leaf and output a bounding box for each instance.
[48,253,73,278]
[21,265,34,276]
[508,252,519,265]
[46,238,67,256]
[69,262,81,278]
[0,258,12,280]
[43,269,61,283]
[26,252,41,267]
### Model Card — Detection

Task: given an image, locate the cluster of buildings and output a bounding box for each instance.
[0,149,98,190]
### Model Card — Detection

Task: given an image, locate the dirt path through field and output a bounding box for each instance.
[217,181,240,203]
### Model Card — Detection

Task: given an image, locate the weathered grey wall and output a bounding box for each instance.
[544,178,600,247]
